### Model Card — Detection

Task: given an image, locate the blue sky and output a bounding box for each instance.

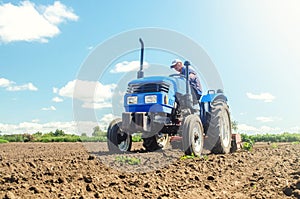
[0,0,299,135]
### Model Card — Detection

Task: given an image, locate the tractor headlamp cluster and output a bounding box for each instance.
[145,95,157,104]
[127,96,138,104]
[126,95,159,105]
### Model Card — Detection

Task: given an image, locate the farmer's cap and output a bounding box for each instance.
[170,59,182,68]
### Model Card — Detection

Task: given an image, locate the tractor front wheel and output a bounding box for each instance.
[107,118,132,153]
[182,114,204,156]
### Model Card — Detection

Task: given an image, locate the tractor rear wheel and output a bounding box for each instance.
[143,136,162,152]
[206,100,232,154]
[182,114,204,156]
[107,118,132,153]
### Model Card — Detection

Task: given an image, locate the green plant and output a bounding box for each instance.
[202,155,209,161]
[271,143,278,149]
[292,141,299,145]
[132,134,142,142]
[115,156,141,165]
[0,139,9,143]
[180,153,199,160]
[243,142,253,151]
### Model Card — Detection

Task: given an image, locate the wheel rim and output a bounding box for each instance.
[157,133,169,149]
[221,111,231,147]
[192,125,202,153]
[118,132,130,151]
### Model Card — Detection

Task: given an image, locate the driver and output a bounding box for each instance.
[170,59,202,101]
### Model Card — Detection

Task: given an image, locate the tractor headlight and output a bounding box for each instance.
[127,96,138,104]
[145,95,157,104]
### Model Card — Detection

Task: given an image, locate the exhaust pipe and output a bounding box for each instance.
[184,61,190,94]
[184,61,193,108]
[137,38,144,79]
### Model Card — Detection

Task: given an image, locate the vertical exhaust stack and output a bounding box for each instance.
[184,60,193,109]
[137,38,144,79]
[184,61,190,95]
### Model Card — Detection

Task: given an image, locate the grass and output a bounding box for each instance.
[115,156,141,165]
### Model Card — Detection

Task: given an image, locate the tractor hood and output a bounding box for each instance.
[127,75,186,95]
[124,75,187,113]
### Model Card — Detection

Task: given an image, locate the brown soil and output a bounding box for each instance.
[0,142,299,199]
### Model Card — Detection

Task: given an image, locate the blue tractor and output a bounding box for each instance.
[107,39,236,155]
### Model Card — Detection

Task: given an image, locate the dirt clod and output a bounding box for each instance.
[4,191,15,199]
[83,176,92,183]
[296,181,300,190]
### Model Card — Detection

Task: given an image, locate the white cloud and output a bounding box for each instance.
[100,114,118,124]
[42,1,78,25]
[31,119,40,123]
[237,123,281,134]
[7,82,38,91]
[98,114,119,130]
[53,87,58,94]
[58,79,116,109]
[0,78,13,87]
[246,92,275,102]
[256,116,282,123]
[0,77,38,91]
[52,96,63,102]
[256,116,274,123]
[41,106,56,111]
[82,102,112,109]
[110,61,149,73]
[0,1,78,43]
[290,126,300,133]
[0,120,101,135]
[0,121,76,134]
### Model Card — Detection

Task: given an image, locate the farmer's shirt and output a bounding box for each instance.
[181,66,202,99]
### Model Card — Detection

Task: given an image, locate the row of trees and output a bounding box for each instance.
[231,120,300,143]
[241,133,300,143]
[1,122,299,143]
[0,128,107,143]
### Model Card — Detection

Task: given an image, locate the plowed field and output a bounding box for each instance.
[0,142,299,198]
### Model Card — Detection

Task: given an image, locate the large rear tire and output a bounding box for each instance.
[107,118,132,153]
[182,115,204,156]
[206,100,232,154]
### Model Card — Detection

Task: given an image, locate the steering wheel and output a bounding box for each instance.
[169,74,185,78]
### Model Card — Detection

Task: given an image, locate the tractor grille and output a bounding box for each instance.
[127,83,169,93]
